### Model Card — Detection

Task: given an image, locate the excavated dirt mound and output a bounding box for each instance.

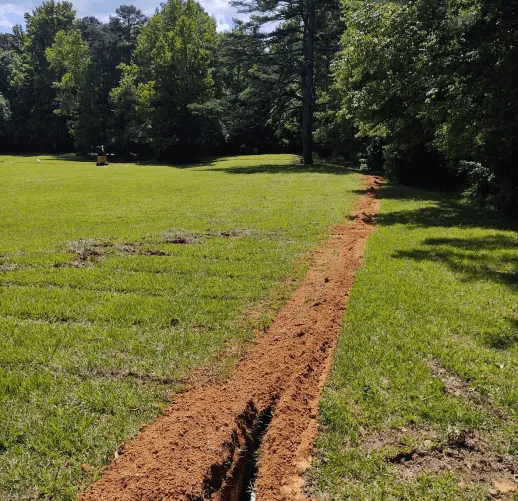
[81,175,382,501]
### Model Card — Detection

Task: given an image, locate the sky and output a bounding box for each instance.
[0,0,243,33]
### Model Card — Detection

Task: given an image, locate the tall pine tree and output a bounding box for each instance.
[231,0,341,164]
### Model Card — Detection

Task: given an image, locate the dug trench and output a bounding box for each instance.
[81,175,383,501]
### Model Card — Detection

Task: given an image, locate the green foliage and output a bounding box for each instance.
[0,0,344,163]
[78,7,148,152]
[0,0,515,212]
[109,63,143,153]
[334,0,445,182]
[108,5,147,63]
[25,1,76,63]
[231,0,344,164]
[111,0,219,159]
[333,0,518,213]
[211,23,280,154]
[0,94,11,133]
[24,1,76,150]
[46,30,99,151]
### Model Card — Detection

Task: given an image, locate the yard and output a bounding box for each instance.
[0,154,363,500]
[2,156,517,500]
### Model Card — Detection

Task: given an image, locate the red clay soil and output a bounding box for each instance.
[81,175,382,501]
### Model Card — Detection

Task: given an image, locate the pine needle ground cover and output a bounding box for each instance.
[311,185,518,500]
[0,154,363,500]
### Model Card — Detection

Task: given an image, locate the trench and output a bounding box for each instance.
[220,407,273,501]
[81,176,382,501]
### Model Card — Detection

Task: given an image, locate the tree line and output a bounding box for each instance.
[332,0,518,217]
[0,0,516,216]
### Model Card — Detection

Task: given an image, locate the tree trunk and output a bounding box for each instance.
[302,1,315,165]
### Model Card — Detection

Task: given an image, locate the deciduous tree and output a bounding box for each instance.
[46,29,98,151]
[25,0,76,150]
[111,0,218,159]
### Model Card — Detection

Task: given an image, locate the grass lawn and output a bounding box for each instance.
[310,185,518,500]
[0,154,363,500]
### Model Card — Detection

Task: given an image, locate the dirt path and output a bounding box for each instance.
[81,175,382,501]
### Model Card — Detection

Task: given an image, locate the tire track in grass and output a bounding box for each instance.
[81,175,382,501]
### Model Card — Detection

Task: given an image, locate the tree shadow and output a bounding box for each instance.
[378,184,518,231]
[385,184,518,287]
[486,317,518,350]
[138,157,220,168]
[423,236,518,251]
[0,153,96,163]
[394,237,518,290]
[53,154,94,163]
[199,163,355,175]
[385,183,518,351]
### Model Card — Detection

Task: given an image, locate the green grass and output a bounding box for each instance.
[0,154,363,500]
[310,185,518,500]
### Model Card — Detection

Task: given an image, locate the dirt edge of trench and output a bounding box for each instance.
[81,175,382,501]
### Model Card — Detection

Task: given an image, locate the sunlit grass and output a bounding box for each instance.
[311,185,518,500]
[0,154,363,500]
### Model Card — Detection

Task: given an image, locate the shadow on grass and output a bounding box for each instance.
[199,163,355,175]
[137,157,219,168]
[379,184,518,231]
[55,154,92,162]
[385,183,518,290]
[384,183,518,351]
[1,153,91,161]
[394,240,518,289]
[487,318,518,350]
[34,155,360,174]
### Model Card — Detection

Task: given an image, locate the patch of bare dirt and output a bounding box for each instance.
[427,360,510,423]
[141,249,171,256]
[0,262,19,272]
[427,361,481,401]
[162,231,200,245]
[59,239,173,268]
[359,425,439,455]
[66,238,112,255]
[80,175,382,501]
[161,228,282,245]
[61,229,284,268]
[62,239,110,268]
[390,429,517,499]
[114,243,143,255]
[348,363,518,500]
[211,229,253,238]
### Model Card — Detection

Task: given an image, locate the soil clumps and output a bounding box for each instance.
[81,175,382,501]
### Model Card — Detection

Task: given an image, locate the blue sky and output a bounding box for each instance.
[0,0,243,33]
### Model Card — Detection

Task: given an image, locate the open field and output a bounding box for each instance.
[0,154,364,500]
[310,185,518,500]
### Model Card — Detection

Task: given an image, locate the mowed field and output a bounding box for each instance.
[0,154,363,500]
[310,186,518,500]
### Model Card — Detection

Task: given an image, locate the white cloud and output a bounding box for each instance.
[213,13,230,32]
[199,0,249,31]
[0,2,26,16]
[0,16,13,29]
[0,2,26,29]
[0,0,247,33]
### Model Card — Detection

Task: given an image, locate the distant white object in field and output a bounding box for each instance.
[37,159,41,163]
